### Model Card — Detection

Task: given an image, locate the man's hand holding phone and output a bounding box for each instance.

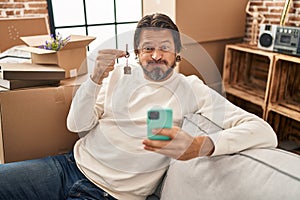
[143,108,215,160]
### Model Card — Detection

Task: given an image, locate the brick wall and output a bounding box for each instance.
[0,0,48,18]
[245,0,300,42]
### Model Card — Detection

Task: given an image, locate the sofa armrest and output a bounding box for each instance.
[161,148,300,200]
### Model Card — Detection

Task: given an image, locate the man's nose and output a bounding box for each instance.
[151,49,162,61]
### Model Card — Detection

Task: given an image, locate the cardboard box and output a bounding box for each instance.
[0,75,88,163]
[20,35,96,78]
[0,63,65,80]
[0,17,49,53]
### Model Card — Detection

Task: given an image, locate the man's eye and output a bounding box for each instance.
[160,45,170,51]
[143,47,154,52]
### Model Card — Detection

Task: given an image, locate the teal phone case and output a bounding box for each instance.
[147,108,173,140]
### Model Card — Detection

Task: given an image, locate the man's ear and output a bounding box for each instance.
[134,49,139,55]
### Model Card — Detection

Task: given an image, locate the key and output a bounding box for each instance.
[124,44,131,75]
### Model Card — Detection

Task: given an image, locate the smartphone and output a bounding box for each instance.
[147,108,173,140]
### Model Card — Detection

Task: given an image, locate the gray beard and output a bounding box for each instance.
[142,66,174,81]
[142,60,176,81]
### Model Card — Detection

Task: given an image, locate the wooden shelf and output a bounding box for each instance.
[223,44,275,117]
[268,104,300,122]
[224,44,274,57]
[274,53,300,64]
[224,84,264,106]
[269,55,300,120]
[223,43,300,154]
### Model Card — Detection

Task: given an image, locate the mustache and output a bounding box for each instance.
[147,60,168,66]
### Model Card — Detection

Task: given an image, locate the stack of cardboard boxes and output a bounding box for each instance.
[0,17,95,163]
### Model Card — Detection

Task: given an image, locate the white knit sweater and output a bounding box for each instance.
[67,63,277,200]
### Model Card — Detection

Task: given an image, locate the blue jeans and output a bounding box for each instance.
[0,152,117,200]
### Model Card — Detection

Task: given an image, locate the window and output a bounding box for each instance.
[46,0,142,53]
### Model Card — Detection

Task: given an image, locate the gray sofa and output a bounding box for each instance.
[148,113,300,200]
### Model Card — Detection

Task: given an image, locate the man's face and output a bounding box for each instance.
[137,29,176,81]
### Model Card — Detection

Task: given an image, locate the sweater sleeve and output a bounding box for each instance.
[66,76,105,133]
[188,76,278,156]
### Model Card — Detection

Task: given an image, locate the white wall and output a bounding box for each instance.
[142,0,176,22]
